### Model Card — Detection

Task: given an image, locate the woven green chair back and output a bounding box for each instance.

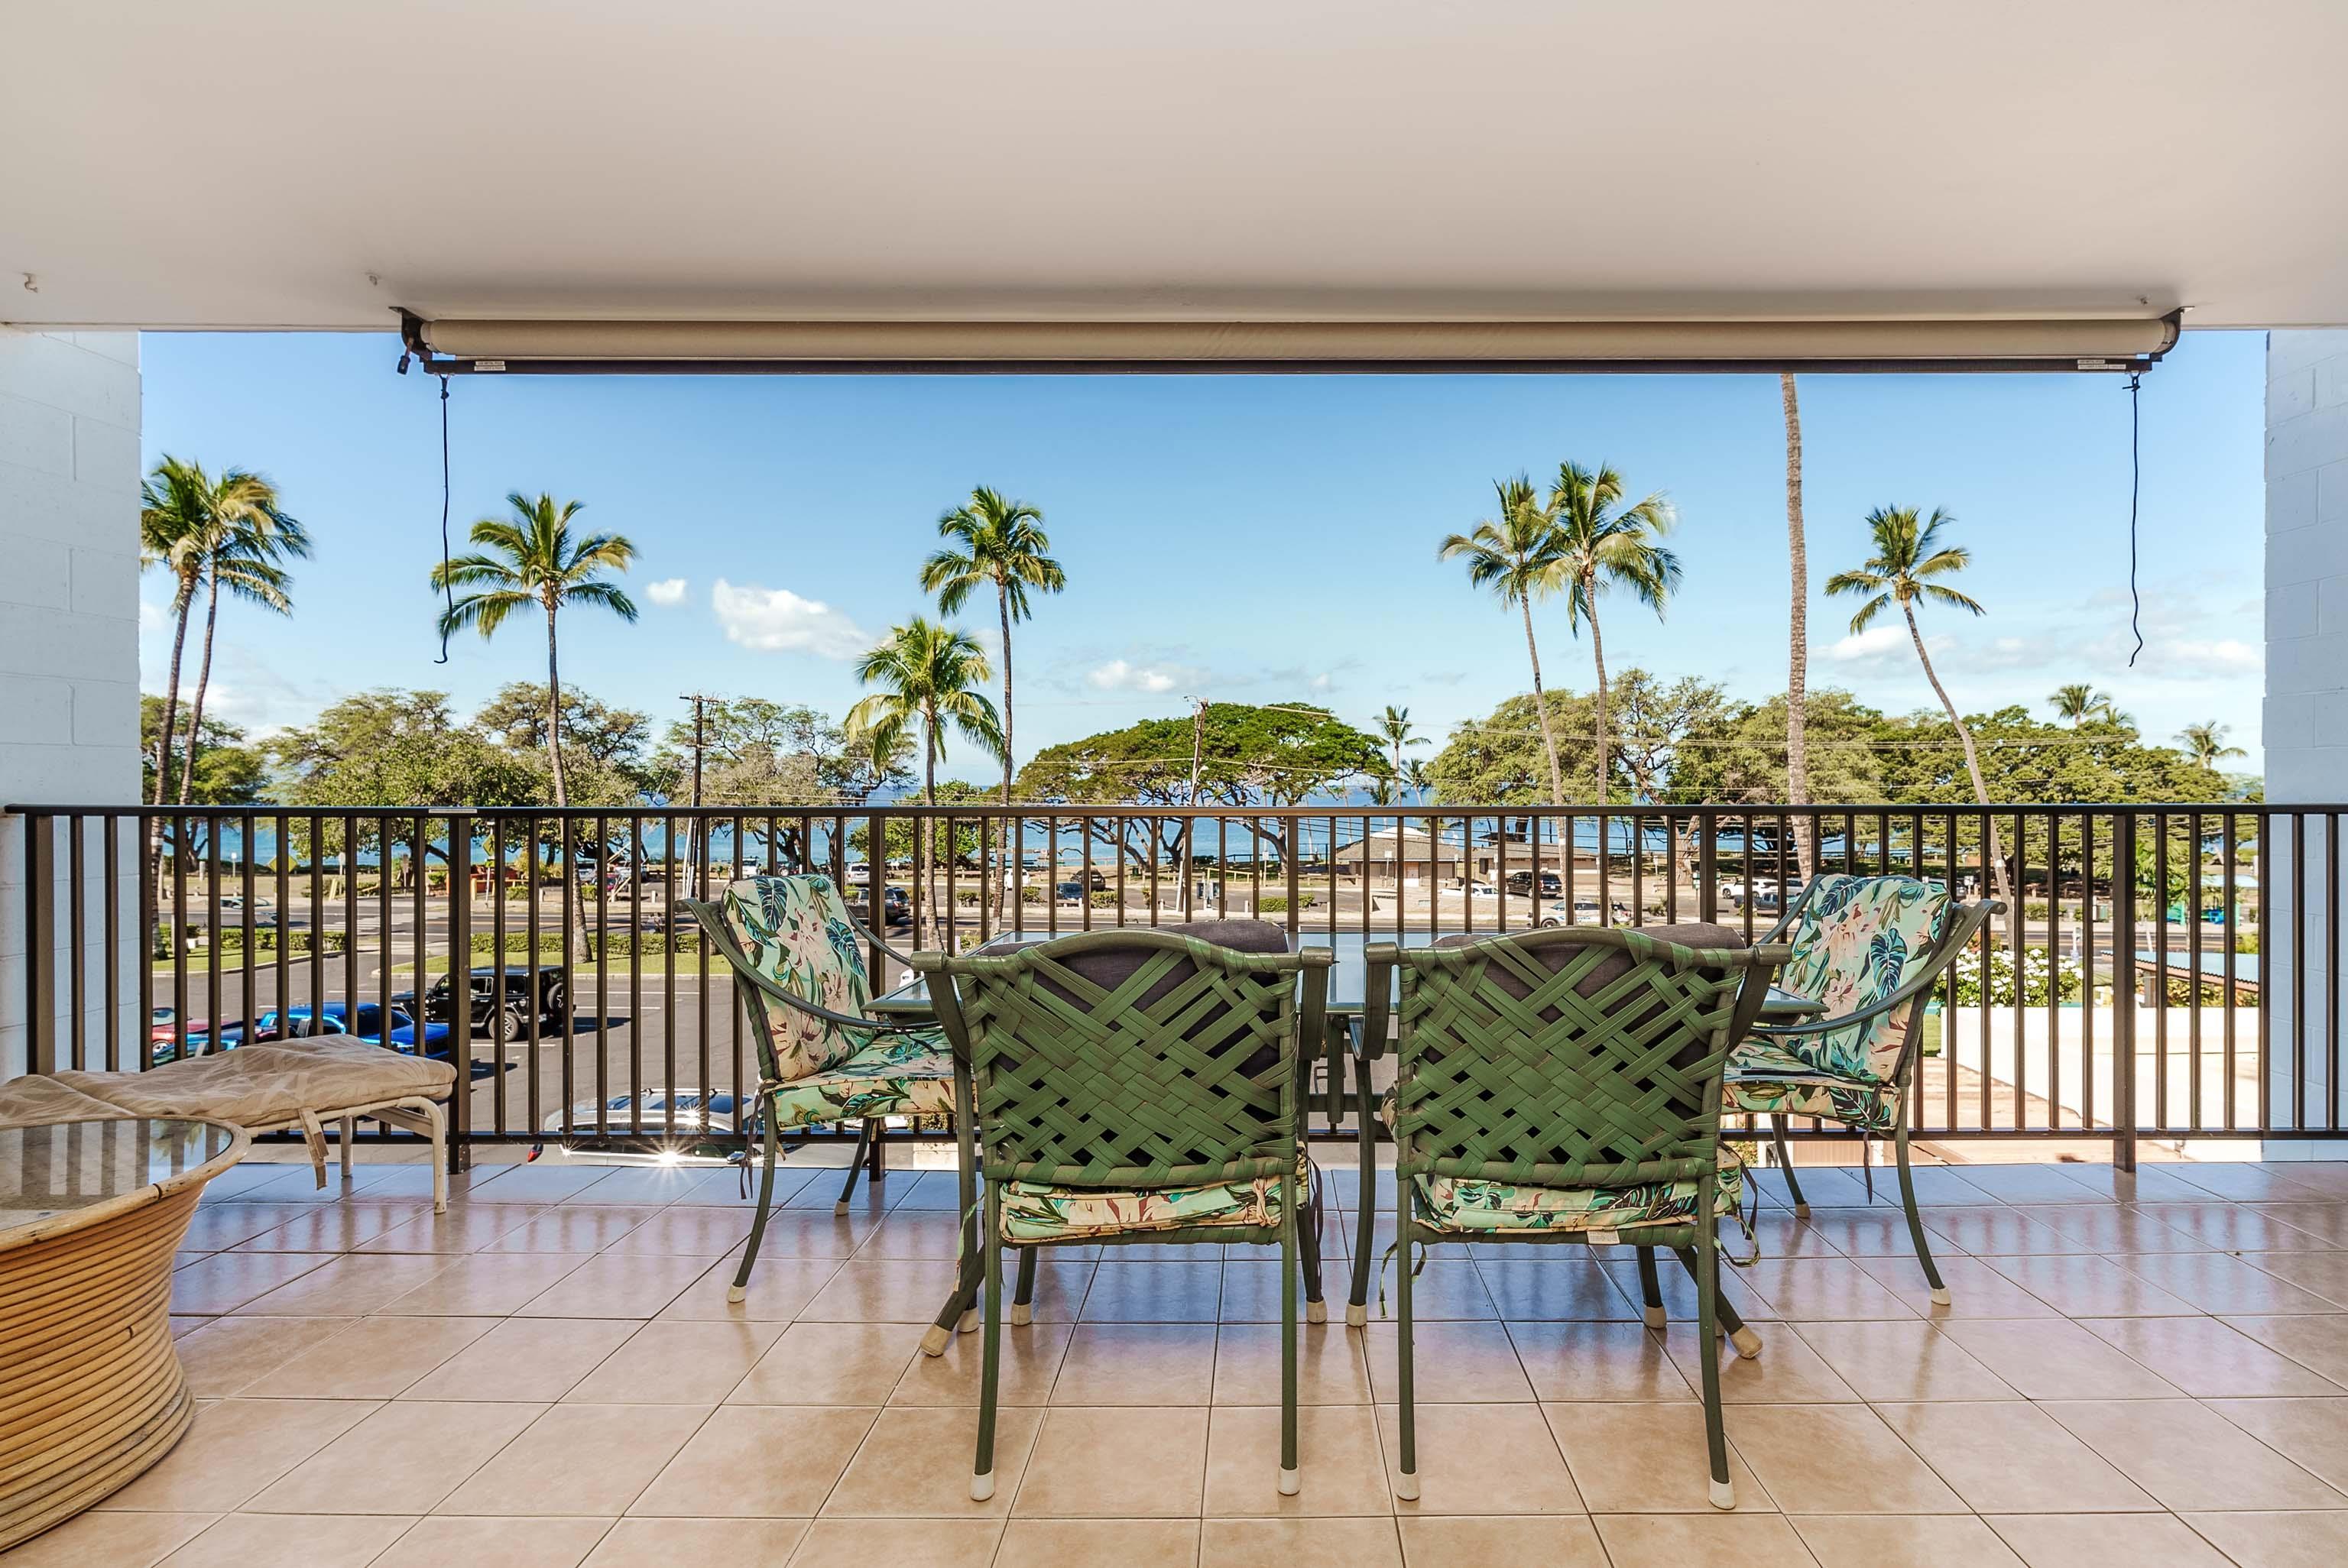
[1778,874,1951,1082]
[718,875,873,1081]
[1387,928,1778,1191]
[919,929,1325,1191]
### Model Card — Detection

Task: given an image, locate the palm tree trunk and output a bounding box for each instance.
[153,573,197,805]
[178,572,222,804]
[1904,604,2014,911]
[997,582,1015,805]
[543,603,569,808]
[1585,578,1610,804]
[1519,598,1565,805]
[1782,372,1814,880]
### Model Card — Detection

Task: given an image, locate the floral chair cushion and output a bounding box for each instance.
[1412,1153,1744,1236]
[722,874,875,1081]
[764,1027,958,1129]
[1749,873,1951,1084]
[1724,1041,1899,1132]
[998,1158,1310,1245]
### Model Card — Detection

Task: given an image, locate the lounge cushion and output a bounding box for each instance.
[0,1036,453,1133]
[1763,874,1950,1082]
[1724,1042,1899,1131]
[999,1156,1310,1244]
[764,1027,958,1128]
[1412,1154,1744,1236]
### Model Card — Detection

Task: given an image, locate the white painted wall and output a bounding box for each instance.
[2264,329,2348,1151]
[0,329,144,1079]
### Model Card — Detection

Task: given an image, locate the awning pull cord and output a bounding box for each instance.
[435,374,455,665]
[2126,370,2144,668]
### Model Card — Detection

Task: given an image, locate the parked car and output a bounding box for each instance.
[543,1087,760,1161]
[1054,880,1088,903]
[1505,870,1565,897]
[1541,896,1630,928]
[394,964,569,1042]
[251,1003,452,1053]
[880,885,910,925]
[843,862,871,886]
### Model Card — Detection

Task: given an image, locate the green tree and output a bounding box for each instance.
[2175,720,2246,770]
[1827,504,2012,908]
[1422,689,1599,805]
[845,617,1003,805]
[141,696,266,805]
[1607,670,1735,803]
[919,488,1065,802]
[1549,460,1681,802]
[272,690,540,808]
[432,493,637,807]
[1662,689,1889,806]
[1400,756,1433,803]
[1375,704,1425,783]
[476,682,661,804]
[1440,478,1569,802]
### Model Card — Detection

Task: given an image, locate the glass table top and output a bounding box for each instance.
[0,1117,242,1237]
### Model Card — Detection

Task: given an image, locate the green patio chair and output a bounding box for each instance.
[683,874,953,1304]
[1725,876,2001,1304]
[1367,926,1784,1509]
[918,925,1332,1502]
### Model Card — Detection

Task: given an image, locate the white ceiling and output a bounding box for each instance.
[6,1,2346,332]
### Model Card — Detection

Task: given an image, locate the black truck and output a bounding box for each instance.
[395,965,571,1042]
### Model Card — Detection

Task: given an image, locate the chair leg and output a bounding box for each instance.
[423,1100,449,1214]
[1894,1116,1951,1305]
[1393,1220,1418,1501]
[1010,1248,1039,1327]
[1770,1114,1809,1216]
[868,1115,888,1181]
[971,1184,1004,1502]
[1635,1246,1667,1329]
[1347,1053,1376,1328]
[1672,1245,1762,1358]
[1280,1172,1301,1495]
[339,1117,355,1183]
[925,1071,984,1356]
[1299,1170,1328,1324]
[1695,1218,1735,1509]
[835,1119,874,1216]
[730,1110,780,1305]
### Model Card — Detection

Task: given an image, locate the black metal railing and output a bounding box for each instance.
[8,802,2342,1165]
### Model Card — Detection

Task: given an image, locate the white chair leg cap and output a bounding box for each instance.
[1709,1478,1736,1511]
[1394,1472,1419,1502]
[726,1283,748,1305]
[1009,1303,1033,1327]
[1306,1301,1328,1323]
[1345,1304,1367,1329]
[833,1200,851,1216]
[1793,1201,1811,1218]
[1929,1285,1952,1306]
[1730,1327,1763,1359]
[1278,1467,1300,1496]
[957,1308,980,1334]
[1643,1305,1667,1330]
[970,1472,994,1502]
[920,1324,953,1356]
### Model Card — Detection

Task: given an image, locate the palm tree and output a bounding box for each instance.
[1440,478,1568,802]
[1782,374,1814,878]
[1549,461,1681,802]
[1401,756,1433,803]
[2050,684,2118,727]
[1827,505,2012,909]
[919,488,1064,804]
[138,458,306,805]
[432,493,637,807]
[845,617,1004,806]
[1376,705,1425,782]
[2176,721,2246,769]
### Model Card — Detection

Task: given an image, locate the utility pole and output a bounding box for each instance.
[1179,697,1207,917]
[679,693,713,899]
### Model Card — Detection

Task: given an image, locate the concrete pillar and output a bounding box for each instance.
[0,329,144,1079]
[2264,329,2348,1151]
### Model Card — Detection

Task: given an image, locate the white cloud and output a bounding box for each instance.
[1827,626,1909,663]
[645,577,688,607]
[1088,659,1182,694]
[710,579,872,658]
[139,600,168,633]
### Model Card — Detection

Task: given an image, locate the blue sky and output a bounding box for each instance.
[140,330,2267,782]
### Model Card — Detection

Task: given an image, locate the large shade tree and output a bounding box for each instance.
[919,488,1065,803]
[1440,478,1569,802]
[1549,460,1681,803]
[432,493,637,807]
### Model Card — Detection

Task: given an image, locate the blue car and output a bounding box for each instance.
[262,1003,452,1053]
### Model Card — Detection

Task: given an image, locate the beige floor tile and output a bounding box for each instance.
[233,1252,452,1316]
[175,1314,356,1397]
[564,1317,787,1404]
[731,1320,922,1404]
[169,1251,335,1314]
[1081,1260,1226,1322]
[1791,1512,2024,1566]
[2207,1397,2348,1492]
[1790,1318,2017,1401]
[238,1314,496,1399]
[1214,1323,1374,1405]
[787,1518,1003,1568]
[1935,1317,2184,1399]
[1541,1399,1765,1511]
[1853,1254,2062,1319]
[1738,1257,1917,1320]
[2224,1314,2348,1385]
[182,1203,314,1251]
[2041,1398,2346,1510]
[378,1252,592,1315]
[2180,1509,2348,1567]
[1395,1514,1607,1567]
[1722,1403,1962,1513]
[1218,1259,1349,1323]
[1783,1207,1943,1259]
[229,1199,432,1253]
[248,1399,545,1514]
[437,1403,712,1516]
[2002,1203,2213,1252]
[2239,1250,2348,1310]
[360,1203,541,1253]
[1013,1406,1211,1516]
[823,1404,1042,1516]
[630,1404,877,1518]
[368,1515,615,1568]
[0,1511,219,1568]
[799,1256,965,1323]
[893,1321,1075,1407]
[660,1256,844,1321]
[402,1316,639,1401]
[156,1512,413,1568]
[2130,1250,2346,1314]
[2083,1315,2343,1398]
[1597,1255,1769,1325]
[1918,1206,2077,1255]
[603,1205,753,1255]
[2136,1201,2321,1252]
[485,1205,657,1253]
[1198,1517,1403,1567]
[1252,1261,1484,1321]
[99,1398,377,1511]
[712,1207,878,1259]
[582,1517,806,1567]
[857,1208,971,1259]
[516,1252,713,1318]
[1506,1320,1693,1403]
[1204,1404,1390,1517]
[1593,1511,1816,1567]
[994,1518,1199,1568]
[1364,1322,1535,1403]
[1052,1323,1219,1405]
[1871,1401,2157,1513]
[568,1165,761,1207]
[2250,1202,2348,1246]
[1983,1254,2199,1317]
[1375,1402,1582,1515]
[1988,1512,2230,1566]
[172,1314,214,1337]
[1475,1258,1640,1320]
[1659,1320,1860,1403]
[465,1165,621,1204]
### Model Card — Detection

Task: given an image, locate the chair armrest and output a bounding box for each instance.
[679,897,934,1039]
[847,916,919,971]
[1358,943,1399,1063]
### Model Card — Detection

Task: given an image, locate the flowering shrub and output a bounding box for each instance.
[1952,945,2085,1006]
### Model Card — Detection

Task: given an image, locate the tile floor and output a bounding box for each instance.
[11,1151,2348,1566]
